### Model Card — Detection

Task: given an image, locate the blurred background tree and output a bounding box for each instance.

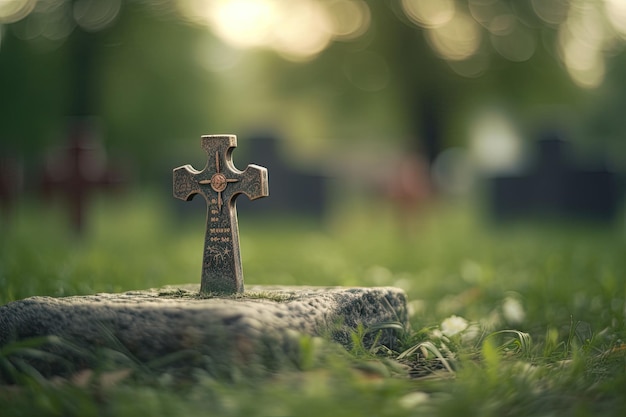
[1,0,624,188]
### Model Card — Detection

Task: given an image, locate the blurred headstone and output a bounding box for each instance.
[41,120,124,233]
[0,150,24,221]
[385,152,432,236]
[237,133,327,219]
[490,131,621,222]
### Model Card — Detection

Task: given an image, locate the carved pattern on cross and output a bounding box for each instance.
[198,151,238,212]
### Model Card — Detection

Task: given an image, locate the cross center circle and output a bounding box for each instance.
[210,173,228,192]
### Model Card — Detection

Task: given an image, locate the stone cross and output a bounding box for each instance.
[173,135,269,294]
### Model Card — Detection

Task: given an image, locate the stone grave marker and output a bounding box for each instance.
[0,150,23,221]
[173,135,269,294]
[0,133,409,378]
[490,132,621,222]
[236,133,327,219]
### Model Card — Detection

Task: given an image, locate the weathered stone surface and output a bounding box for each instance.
[0,285,408,377]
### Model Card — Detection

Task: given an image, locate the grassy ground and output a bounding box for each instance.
[1,191,625,416]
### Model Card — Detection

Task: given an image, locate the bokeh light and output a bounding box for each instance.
[396,0,626,89]
[194,35,243,73]
[2,0,626,90]
[446,52,490,77]
[558,0,608,88]
[326,0,370,41]
[177,0,370,62]
[0,0,36,24]
[531,0,569,26]
[269,1,332,61]
[401,0,455,29]
[468,0,510,32]
[73,0,121,32]
[605,0,626,37]
[469,108,523,174]
[489,18,536,62]
[9,0,74,42]
[426,11,482,61]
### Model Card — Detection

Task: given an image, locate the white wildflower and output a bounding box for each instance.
[441,315,468,337]
[431,329,443,339]
[502,297,525,324]
[461,323,481,342]
[399,391,429,409]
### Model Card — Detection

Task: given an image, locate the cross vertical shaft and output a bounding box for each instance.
[173,135,269,294]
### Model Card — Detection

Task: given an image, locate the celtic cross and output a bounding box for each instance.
[173,135,269,294]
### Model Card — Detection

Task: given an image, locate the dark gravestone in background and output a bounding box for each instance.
[236,134,327,219]
[0,149,23,221]
[490,131,622,222]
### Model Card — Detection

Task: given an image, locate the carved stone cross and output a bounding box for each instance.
[173,135,269,294]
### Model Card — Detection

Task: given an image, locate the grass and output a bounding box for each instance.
[1,190,625,416]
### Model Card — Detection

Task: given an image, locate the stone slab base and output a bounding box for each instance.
[0,285,408,377]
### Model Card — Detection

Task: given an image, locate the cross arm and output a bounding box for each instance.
[235,164,269,201]
[173,165,203,201]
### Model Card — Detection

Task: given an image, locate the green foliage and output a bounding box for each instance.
[1,193,625,416]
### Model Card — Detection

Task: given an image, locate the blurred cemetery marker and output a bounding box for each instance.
[173,135,269,294]
[0,151,23,221]
[490,133,621,222]
[41,121,124,233]
[237,134,327,219]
